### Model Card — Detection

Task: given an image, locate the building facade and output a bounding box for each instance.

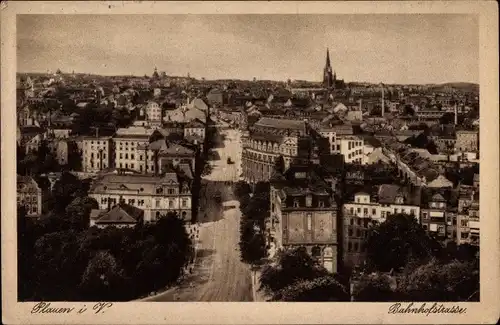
[269,164,339,273]
[82,136,113,173]
[455,130,479,152]
[17,175,42,217]
[89,170,192,223]
[241,117,312,183]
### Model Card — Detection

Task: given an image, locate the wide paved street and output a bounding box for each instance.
[142,126,252,301]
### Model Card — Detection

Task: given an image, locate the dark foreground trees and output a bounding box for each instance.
[238,181,269,266]
[259,248,349,302]
[18,211,192,301]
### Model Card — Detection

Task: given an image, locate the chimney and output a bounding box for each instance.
[381,85,385,117]
[454,103,458,125]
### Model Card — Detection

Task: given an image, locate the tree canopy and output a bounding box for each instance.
[365,213,442,272]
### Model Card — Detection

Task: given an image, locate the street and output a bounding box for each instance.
[141,126,252,301]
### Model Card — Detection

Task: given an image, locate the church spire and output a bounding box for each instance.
[323,48,333,88]
[326,48,331,68]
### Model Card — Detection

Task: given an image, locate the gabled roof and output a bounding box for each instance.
[185,118,205,129]
[92,204,144,224]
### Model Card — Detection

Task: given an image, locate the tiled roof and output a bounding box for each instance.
[254,117,306,133]
[92,204,144,224]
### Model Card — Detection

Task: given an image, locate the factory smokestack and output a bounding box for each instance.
[381,83,385,117]
[454,102,458,125]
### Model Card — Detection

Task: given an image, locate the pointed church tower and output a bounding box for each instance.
[152,67,159,79]
[323,48,334,89]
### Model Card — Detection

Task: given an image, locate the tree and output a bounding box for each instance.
[234,181,251,200]
[239,219,266,265]
[440,112,455,125]
[273,156,286,175]
[259,247,329,296]
[201,161,213,176]
[275,275,350,302]
[65,196,98,230]
[352,273,398,301]
[52,172,89,211]
[80,250,128,301]
[365,213,442,272]
[397,259,479,301]
[403,105,415,116]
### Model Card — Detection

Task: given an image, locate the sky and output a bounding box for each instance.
[17,14,479,84]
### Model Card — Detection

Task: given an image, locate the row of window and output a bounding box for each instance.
[347,228,368,238]
[347,141,362,150]
[348,207,417,217]
[347,241,366,253]
[347,149,362,159]
[18,195,38,203]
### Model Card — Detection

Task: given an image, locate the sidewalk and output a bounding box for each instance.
[251,268,270,302]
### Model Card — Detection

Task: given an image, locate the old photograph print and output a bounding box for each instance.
[16,14,480,302]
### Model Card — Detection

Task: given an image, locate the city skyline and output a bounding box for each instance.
[18,14,479,84]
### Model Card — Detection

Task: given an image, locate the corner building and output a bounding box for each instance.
[269,164,340,273]
[241,117,312,183]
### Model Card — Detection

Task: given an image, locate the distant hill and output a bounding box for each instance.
[431,82,479,93]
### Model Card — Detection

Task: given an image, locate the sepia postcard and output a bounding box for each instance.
[1,1,499,324]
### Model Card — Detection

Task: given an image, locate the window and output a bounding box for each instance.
[120,153,123,159]
[318,201,324,208]
[169,200,174,208]
[350,219,354,225]
[357,218,361,226]
[348,229,353,236]
[461,232,469,239]
[156,187,163,194]
[461,220,468,227]
[125,154,128,159]
[354,242,359,252]
[182,199,188,208]
[156,199,161,208]
[168,188,175,195]
[348,242,352,252]
[293,200,299,208]
[356,229,361,237]
[423,225,428,230]
[372,208,376,215]
[423,212,428,220]
[131,164,134,169]
[140,155,143,161]
[357,208,361,214]
[305,195,312,207]
[91,153,94,158]
[350,207,354,215]
[410,209,416,215]
[363,208,368,215]
[306,214,312,230]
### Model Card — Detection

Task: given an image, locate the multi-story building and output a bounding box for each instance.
[269,164,339,273]
[420,193,448,241]
[17,175,42,217]
[457,190,479,246]
[338,136,365,164]
[89,168,192,223]
[113,126,157,172]
[184,118,205,140]
[145,101,163,127]
[82,135,113,173]
[455,130,479,152]
[136,139,196,174]
[242,117,312,183]
[342,185,421,267]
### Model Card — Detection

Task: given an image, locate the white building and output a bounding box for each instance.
[89,170,192,223]
[338,136,365,164]
[82,136,113,173]
[343,185,420,224]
